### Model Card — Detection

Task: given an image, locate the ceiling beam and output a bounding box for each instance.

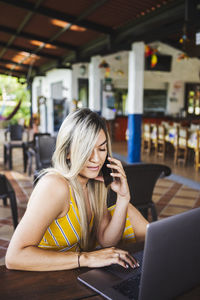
[0,0,114,35]
[0,25,78,51]
[0,41,59,60]
[0,0,45,61]
[114,0,185,44]
[0,58,38,71]
[11,0,197,77]
[58,0,186,64]
[0,65,26,75]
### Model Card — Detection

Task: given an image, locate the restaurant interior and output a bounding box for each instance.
[0,0,200,298]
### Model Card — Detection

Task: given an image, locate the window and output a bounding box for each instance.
[143,89,167,116]
[185,83,200,116]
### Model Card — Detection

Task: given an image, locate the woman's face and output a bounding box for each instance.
[79,129,108,181]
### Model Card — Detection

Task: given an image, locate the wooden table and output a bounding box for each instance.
[0,242,200,300]
[0,264,96,300]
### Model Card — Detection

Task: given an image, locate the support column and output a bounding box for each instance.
[71,66,78,101]
[89,55,101,113]
[127,42,145,163]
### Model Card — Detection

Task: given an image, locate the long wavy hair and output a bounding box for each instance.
[47,108,112,250]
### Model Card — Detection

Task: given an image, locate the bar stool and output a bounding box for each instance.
[0,174,18,229]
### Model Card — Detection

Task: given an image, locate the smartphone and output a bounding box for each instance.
[101,156,113,187]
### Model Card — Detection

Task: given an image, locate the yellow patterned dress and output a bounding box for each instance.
[38,189,136,252]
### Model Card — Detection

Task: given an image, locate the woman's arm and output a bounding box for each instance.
[97,158,148,247]
[97,157,131,247]
[6,173,138,271]
[127,203,149,242]
[5,173,76,271]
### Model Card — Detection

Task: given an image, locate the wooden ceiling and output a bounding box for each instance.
[0,0,199,80]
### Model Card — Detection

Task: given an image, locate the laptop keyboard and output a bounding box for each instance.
[113,273,141,300]
[110,251,143,299]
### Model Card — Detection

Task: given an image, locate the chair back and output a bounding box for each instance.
[175,126,189,147]
[142,123,151,139]
[107,163,171,207]
[0,174,9,196]
[157,124,166,140]
[35,135,56,170]
[33,132,51,146]
[195,130,200,171]
[0,174,18,228]
[0,174,15,195]
[195,130,200,150]
[9,124,24,141]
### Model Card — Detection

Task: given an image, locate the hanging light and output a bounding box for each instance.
[79,64,86,75]
[114,55,125,76]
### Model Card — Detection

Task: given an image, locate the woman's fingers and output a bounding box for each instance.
[86,247,139,269]
[110,171,125,179]
[107,164,126,177]
[113,249,139,269]
[108,157,122,166]
[107,157,126,177]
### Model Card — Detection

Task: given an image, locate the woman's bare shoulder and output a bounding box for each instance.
[29,172,70,211]
[37,172,69,192]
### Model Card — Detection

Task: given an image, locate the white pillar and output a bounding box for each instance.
[127,42,145,163]
[71,65,78,101]
[89,55,101,112]
[128,42,144,114]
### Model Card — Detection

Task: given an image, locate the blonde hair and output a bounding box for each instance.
[47,108,112,250]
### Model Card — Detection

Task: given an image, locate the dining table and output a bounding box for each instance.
[0,242,200,300]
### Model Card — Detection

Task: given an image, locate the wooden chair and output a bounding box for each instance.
[150,124,158,154]
[174,126,189,165]
[195,130,200,171]
[141,123,152,154]
[156,124,167,159]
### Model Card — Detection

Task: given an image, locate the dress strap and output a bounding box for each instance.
[69,186,79,213]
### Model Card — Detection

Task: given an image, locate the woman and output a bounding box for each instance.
[6,108,148,271]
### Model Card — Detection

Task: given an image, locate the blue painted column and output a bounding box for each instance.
[127,42,145,163]
[89,55,101,114]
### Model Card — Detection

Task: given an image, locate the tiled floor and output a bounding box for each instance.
[0,133,200,266]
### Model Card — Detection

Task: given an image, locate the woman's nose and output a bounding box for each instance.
[90,150,100,162]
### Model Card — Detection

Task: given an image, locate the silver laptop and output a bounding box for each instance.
[78,207,200,300]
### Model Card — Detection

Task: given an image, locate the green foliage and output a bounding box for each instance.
[0,74,31,127]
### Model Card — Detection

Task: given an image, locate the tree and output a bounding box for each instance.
[0,75,31,127]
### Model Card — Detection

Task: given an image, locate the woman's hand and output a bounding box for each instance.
[107,157,130,202]
[80,247,139,269]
